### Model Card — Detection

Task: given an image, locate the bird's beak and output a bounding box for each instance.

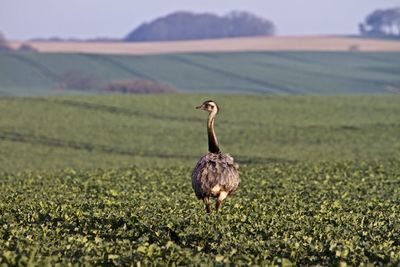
[195,105,202,109]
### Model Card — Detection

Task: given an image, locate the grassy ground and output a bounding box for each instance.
[1,51,400,96]
[1,94,399,265]
[0,94,399,172]
[1,162,399,265]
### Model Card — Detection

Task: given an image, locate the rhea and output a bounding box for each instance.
[192,100,240,213]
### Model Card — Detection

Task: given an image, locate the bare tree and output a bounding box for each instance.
[0,32,12,51]
[57,70,100,91]
[104,79,177,94]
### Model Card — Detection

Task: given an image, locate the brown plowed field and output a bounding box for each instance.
[10,36,400,55]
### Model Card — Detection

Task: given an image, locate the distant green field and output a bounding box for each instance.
[0,51,400,96]
[1,94,399,172]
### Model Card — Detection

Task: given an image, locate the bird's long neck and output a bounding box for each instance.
[207,110,220,153]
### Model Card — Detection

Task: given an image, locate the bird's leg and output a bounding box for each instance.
[203,197,212,213]
[216,191,228,212]
[216,199,222,211]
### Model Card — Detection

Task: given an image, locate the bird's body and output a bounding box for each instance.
[192,100,240,213]
[192,152,239,199]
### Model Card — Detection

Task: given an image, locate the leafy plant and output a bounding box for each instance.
[0,162,399,265]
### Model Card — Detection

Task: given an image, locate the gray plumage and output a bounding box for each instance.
[192,152,240,199]
[192,100,240,213]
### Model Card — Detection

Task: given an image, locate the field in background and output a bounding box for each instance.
[1,94,399,172]
[10,36,400,54]
[1,51,400,96]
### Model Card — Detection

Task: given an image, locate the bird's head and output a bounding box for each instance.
[196,100,219,114]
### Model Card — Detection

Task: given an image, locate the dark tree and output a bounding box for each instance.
[0,32,12,51]
[359,7,400,38]
[125,11,275,42]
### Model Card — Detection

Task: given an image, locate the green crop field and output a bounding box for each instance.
[1,162,399,266]
[1,51,400,96]
[1,94,400,172]
[1,93,400,265]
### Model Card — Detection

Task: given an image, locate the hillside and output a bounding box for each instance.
[1,51,400,96]
[1,94,399,172]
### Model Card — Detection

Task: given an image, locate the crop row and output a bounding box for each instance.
[1,95,400,172]
[1,51,400,96]
[1,161,399,265]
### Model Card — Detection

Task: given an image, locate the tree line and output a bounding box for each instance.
[359,7,400,38]
[2,7,399,45]
[0,32,12,51]
[125,11,276,42]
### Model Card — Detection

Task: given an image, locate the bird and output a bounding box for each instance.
[192,100,240,213]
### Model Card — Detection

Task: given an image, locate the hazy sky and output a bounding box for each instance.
[1,0,399,40]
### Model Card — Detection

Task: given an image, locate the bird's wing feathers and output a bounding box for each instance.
[192,153,240,199]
